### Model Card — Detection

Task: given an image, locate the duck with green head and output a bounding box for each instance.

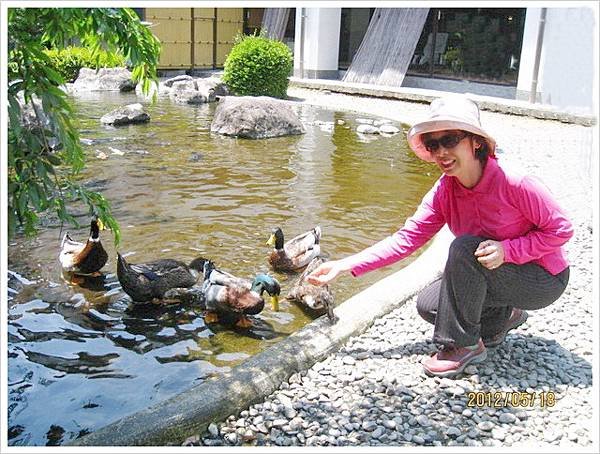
[266,226,321,272]
[201,260,281,328]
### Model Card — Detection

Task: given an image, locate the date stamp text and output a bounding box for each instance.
[467,391,556,408]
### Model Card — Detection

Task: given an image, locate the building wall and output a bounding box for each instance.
[145,7,243,70]
[294,8,341,79]
[517,7,596,114]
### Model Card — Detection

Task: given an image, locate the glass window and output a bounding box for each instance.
[408,8,526,85]
[338,8,375,69]
[244,8,295,40]
[244,8,264,35]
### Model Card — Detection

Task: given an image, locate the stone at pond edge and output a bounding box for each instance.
[378,124,400,134]
[168,77,228,104]
[73,67,136,92]
[210,96,305,139]
[164,75,194,87]
[357,124,379,134]
[15,92,61,151]
[101,103,150,126]
[170,80,213,104]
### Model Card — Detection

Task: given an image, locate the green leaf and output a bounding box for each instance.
[46,154,62,166]
[28,183,41,209]
[8,7,159,240]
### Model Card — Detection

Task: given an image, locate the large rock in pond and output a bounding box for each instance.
[14,91,61,150]
[101,103,150,126]
[168,76,228,104]
[198,76,230,97]
[163,74,194,87]
[73,67,136,92]
[210,96,305,139]
[169,79,215,104]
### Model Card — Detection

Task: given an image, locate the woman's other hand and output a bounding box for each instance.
[474,239,505,270]
[306,259,351,286]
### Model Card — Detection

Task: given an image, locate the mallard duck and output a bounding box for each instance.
[59,216,108,277]
[266,226,321,272]
[287,256,337,324]
[201,260,281,328]
[117,253,206,304]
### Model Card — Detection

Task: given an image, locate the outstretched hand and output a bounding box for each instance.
[474,239,505,270]
[306,259,350,286]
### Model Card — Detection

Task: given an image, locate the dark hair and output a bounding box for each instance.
[470,133,490,163]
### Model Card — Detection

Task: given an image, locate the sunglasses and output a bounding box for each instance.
[423,132,469,153]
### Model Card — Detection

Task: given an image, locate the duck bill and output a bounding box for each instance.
[97,218,105,230]
[270,295,280,312]
[266,234,276,247]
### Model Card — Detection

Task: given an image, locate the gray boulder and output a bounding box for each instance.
[18,93,49,130]
[14,91,61,150]
[73,67,136,92]
[210,96,305,139]
[136,76,229,101]
[100,103,150,126]
[197,76,230,97]
[169,79,215,104]
[357,124,379,134]
[163,75,194,87]
[378,124,400,134]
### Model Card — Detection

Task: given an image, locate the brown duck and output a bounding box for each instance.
[117,253,206,304]
[287,256,337,324]
[59,216,108,277]
[266,226,321,272]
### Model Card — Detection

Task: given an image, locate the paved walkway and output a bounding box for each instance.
[181,86,597,448]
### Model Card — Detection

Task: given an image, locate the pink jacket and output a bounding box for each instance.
[348,158,573,277]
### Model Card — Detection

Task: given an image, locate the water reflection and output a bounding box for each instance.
[8,92,438,445]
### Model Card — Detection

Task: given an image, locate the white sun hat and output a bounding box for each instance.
[407,95,497,162]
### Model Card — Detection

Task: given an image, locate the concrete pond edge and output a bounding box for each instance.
[71,227,454,446]
[289,78,597,127]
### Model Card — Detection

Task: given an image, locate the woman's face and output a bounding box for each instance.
[422,129,482,184]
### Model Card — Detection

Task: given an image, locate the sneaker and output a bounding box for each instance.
[482,308,528,348]
[422,339,487,378]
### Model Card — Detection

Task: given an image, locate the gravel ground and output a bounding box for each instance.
[183,88,597,448]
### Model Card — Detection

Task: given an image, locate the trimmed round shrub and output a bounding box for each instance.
[44,46,127,82]
[222,34,293,99]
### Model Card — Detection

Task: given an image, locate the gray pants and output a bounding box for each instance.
[416,235,570,347]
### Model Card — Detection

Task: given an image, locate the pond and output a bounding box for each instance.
[7,90,439,445]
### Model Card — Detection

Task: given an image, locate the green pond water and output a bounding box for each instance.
[7,90,439,445]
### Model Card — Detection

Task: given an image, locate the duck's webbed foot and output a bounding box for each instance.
[203,311,220,324]
[235,316,253,329]
[161,298,182,306]
[70,274,85,285]
[326,303,338,324]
